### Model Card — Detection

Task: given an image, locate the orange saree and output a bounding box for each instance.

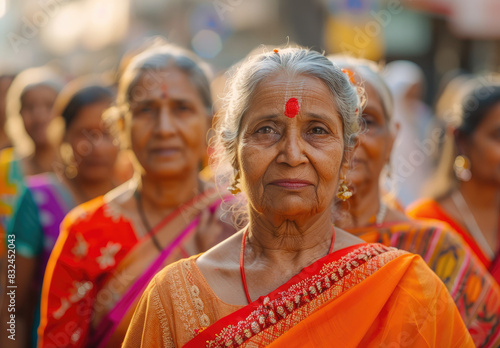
[123,243,473,347]
[38,183,235,348]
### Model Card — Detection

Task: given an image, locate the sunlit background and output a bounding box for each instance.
[1,0,499,103]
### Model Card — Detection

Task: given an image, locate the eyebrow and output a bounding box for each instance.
[131,96,194,105]
[302,112,338,123]
[249,114,280,122]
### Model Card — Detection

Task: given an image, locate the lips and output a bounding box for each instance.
[270,179,313,189]
[150,147,181,156]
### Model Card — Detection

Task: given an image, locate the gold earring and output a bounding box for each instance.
[337,178,353,201]
[454,155,471,182]
[227,171,241,196]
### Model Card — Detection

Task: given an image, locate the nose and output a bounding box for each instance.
[276,128,308,167]
[155,105,176,137]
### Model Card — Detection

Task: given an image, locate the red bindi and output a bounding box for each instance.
[161,83,168,99]
[284,97,300,118]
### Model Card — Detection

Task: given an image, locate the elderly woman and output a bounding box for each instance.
[408,79,500,280]
[38,43,235,348]
[123,48,472,347]
[331,57,500,347]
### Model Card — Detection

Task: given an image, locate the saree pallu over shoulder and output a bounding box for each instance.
[186,244,472,348]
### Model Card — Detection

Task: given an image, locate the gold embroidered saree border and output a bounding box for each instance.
[189,244,405,348]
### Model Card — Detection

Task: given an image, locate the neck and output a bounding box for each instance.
[139,171,200,213]
[344,182,381,228]
[246,210,334,266]
[32,144,57,174]
[67,175,115,204]
[459,179,500,211]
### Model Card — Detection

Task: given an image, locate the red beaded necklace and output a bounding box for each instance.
[239,226,336,304]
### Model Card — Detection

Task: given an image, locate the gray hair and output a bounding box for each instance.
[329,55,393,128]
[214,47,362,173]
[116,43,213,114]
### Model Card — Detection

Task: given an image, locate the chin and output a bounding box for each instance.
[147,166,191,179]
[265,200,318,219]
[80,171,112,183]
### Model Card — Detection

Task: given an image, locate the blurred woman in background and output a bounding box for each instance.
[1,80,119,348]
[383,61,436,207]
[408,79,500,283]
[0,67,63,233]
[4,66,64,175]
[38,42,235,348]
[331,57,500,347]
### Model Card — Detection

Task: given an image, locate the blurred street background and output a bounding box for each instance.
[1,0,499,105]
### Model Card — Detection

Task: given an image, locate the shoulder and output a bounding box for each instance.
[154,256,197,286]
[196,231,242,271]
[333,227,366,251]
[63,179,137,230]
[26,172,59,189]
[151,255,213,316]
[405,198,441,218]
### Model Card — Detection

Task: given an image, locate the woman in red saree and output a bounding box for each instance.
[407,79,500,280]
[329,57,500,347]
[37,42,235,348]
[123,47,473,347]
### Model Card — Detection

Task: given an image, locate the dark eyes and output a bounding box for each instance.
[132,102,194,116]
[171,101,193,112]
[256,126,277,134]
[138,106,155,113]
[255,126,329,135]
[310,127,328,134]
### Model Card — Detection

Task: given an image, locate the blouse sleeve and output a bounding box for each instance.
[7,188,44,258]
[122,278,176,348]
[37,215,95,348]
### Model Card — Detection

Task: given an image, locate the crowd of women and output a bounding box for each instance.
[0,39,499,347]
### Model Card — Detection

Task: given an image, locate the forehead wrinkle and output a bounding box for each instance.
[250,83,336,111]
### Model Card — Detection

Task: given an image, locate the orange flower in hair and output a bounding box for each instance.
[273,49,279,54]
[341,68,356,85]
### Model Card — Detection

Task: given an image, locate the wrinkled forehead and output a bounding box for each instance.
[245,73,338,118]
[127,68,197,103]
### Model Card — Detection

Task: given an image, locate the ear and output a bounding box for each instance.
[340,140,358,178]
[453,127,468,156]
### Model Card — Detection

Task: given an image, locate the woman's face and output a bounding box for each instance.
[238,73,346,223]
[127,68,209,179]
[65,101,119,182]
[467,101,500,185]
[20,85,58,146]
[350,82,394,195]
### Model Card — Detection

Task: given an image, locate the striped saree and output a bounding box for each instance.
[349,220,500,348]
